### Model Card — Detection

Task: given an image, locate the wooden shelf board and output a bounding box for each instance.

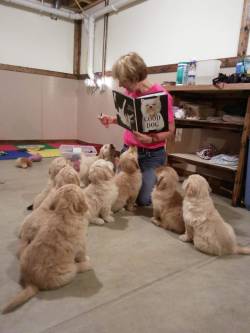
[163,83,250,92]
[169,153,237,173]
[175,119,243,131]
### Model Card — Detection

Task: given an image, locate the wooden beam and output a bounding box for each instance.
[83,0,103,10]
[79,56,240,79]
[238,0,250,57]
[73,20,82,75]
[232,96,250,206]
[0,63,77,79]
[78,0,92,4]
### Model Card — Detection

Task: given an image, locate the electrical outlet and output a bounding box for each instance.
[175,128,183,142]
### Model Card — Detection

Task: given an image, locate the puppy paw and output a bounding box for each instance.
[104,215,114,223]
[179,234,190,242]
[77,260,92,273]
[126,205,136,212]
[91,218,105,225]
[151,217,161,226]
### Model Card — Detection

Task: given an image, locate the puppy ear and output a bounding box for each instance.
[122,159,138,173]
[103,167,114,180]
[155,166,165,176]
[73,195,88,213]
[98,146,106,159]
[183,181,197,197]
[48,188,67,211]
[48,192,60,211]
[156,176,167,191]
[114,157,120,169]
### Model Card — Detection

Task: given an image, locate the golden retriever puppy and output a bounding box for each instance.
[83,159,118,225]
[151,166,185,234]
[2,184,91,314]
[79,144,116,187]
[112,146,142,212]
[180,174,250,256]
[32,157,69,209]
[19,165,80,255]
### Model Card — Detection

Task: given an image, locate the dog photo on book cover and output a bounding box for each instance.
[141,96,166,132]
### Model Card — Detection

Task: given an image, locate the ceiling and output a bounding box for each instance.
[44,0,102,13]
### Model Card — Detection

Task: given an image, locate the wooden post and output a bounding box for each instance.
[237,0,250,57]
[232,96,250,206]
[73,20,82,76]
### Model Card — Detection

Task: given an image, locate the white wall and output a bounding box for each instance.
[0,4,74,73]
[77,0,245,147]
[81,0,244,73]
[0,70,78,140]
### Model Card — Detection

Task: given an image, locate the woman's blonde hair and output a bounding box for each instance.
[112,52,147,84]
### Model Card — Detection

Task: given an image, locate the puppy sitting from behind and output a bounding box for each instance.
[180,174,250,256]
[112,146,142,212]
[19,165,80,256]
[151,166,185,234]
[30,157,69,210]
[83,159,118,225]
[2,184,91,314]
[79,144,116,187]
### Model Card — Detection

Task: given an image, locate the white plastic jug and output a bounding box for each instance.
[196,60,221,85]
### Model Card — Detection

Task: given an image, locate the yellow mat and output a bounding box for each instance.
[28,149,62,158]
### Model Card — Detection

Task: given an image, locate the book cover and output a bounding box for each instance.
[112,90,169,133]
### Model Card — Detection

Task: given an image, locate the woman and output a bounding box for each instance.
[98,52,175,206]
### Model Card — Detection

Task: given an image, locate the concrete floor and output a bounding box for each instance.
[0,158,250,333]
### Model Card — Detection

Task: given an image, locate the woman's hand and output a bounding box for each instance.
[133,131,152,144]
[98,114,116,128]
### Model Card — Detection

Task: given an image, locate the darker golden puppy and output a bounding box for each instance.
[112,146,142,212]
[83,159,118,225]
[2,184,90,314]
[151,166,185,234]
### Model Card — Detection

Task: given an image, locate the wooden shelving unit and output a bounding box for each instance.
[163,83,250,206]
[164,83,250,92]
[174,119,243,131]
[169,153,237,173]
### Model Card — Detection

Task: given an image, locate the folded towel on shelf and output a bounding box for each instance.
[222,115,244,124]
[209,154,239,168]
[206,116,223,122]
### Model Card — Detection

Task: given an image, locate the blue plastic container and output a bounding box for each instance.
[245,137,250,210]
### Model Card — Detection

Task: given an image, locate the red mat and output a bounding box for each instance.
[0,144,17,151]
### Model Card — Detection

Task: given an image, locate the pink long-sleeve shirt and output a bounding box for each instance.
[123,83,174,149]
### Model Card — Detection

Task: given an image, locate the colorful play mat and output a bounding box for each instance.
[0,141,102,160]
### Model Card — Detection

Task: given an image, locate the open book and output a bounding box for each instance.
[112,90,169,133]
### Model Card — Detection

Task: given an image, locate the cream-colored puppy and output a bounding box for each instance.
[83,159,118,225]
[2,184,91,314]
[112,146,142,212]
[151,166,185,234]
[180,174,250,256]
[32,157,69,209]
[19,165,80,255]
[79,144,116,187]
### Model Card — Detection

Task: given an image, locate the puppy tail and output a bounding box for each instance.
[235,245,250,255]
[2,284,38,314]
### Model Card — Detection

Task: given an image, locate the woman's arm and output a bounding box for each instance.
[151,121,175,142]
